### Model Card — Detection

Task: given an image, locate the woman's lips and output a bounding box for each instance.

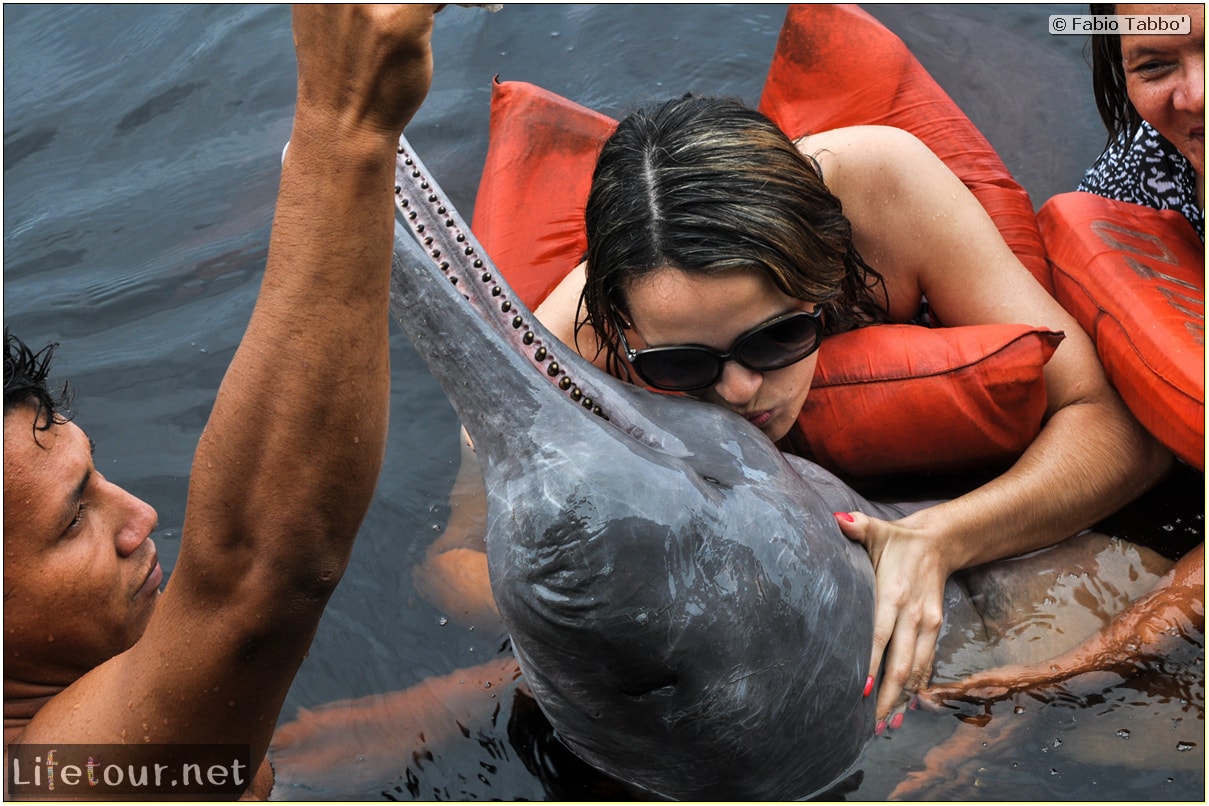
[744,409,775,429]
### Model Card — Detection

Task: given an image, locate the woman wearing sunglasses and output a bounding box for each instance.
[535,94,1172,732]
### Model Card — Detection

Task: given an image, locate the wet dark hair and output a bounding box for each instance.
[4,328,73,432]
[1088,3,1142,147]
[577,94,887,380]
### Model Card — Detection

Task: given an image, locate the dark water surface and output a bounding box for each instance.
[4,4,1203,800]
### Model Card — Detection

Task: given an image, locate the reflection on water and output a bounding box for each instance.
[3,3,1202,800]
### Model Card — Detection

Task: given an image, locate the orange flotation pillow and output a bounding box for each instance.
[471,79,613,310]
[782,324,1063,476]
[758,4,1052,294]
[1039,192,1205,469]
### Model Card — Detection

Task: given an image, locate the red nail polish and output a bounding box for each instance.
[833,511,855,523]
[875,719,886,736]
[889,712,904,730]
[863,675,874,697]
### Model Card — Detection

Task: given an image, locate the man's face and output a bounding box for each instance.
[4,404,161,685]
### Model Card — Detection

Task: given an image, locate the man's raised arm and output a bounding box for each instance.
[18,3,442,775]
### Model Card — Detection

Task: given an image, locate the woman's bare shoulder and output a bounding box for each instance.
[534,262,608,369]
[796,125,937,190]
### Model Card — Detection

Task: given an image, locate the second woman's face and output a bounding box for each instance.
[623,266,819,442]
[1119,3,1205,176]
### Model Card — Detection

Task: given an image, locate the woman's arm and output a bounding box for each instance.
[805,125,1173,723]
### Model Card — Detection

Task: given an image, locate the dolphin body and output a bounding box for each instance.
[388,138,921,799]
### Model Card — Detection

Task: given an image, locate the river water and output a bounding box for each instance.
[4,3,1203,800]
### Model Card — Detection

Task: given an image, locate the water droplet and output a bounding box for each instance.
[1176,741,1197,752]
[1116,729,1131,739]
[438,617,448,626]
[483,681,492,689]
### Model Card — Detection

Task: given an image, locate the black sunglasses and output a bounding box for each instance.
[614,308,824,392]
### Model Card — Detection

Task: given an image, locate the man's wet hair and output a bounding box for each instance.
[4,328,73,431]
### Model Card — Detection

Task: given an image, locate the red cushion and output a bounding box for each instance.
[1039,192,1204,469]
[471,79,613,312]
[782,324,1063,476]
[757,4,1052,293]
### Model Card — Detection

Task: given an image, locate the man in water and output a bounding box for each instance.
[3,5,441,797]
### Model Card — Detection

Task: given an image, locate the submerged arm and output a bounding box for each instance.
[923,543,1204,704]
[270,656,523,798]
[411,430,503,632]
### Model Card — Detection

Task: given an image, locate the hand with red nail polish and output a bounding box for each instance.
[833,510,947,723]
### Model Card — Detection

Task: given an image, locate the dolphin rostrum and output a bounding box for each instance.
[388,136,927,799]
